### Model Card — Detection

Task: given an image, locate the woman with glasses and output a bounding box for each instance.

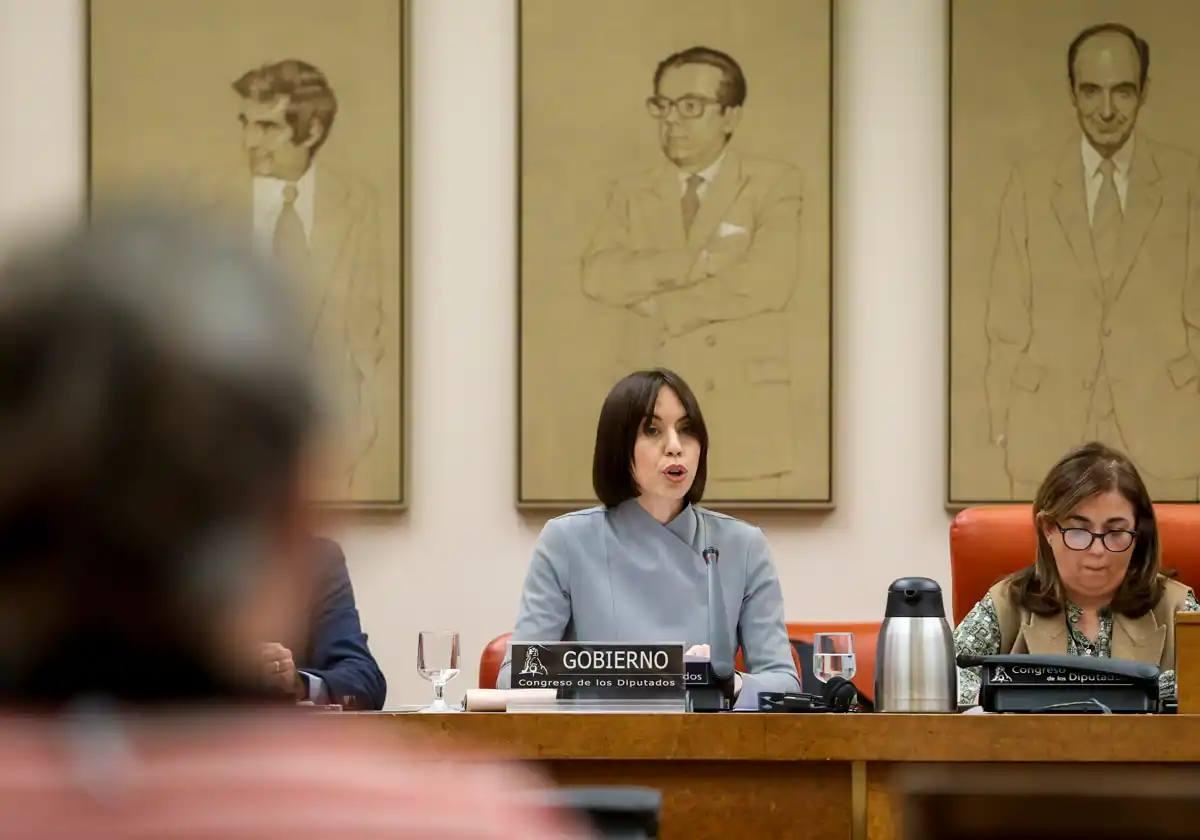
[955,442,1200,706]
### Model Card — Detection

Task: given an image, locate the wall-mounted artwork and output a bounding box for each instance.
[519,0,832,508]
[951,1,1200,503]
[89,0,406,507]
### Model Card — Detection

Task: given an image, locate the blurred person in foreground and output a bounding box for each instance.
[0,208,576,838]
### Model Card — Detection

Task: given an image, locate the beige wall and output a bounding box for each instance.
[0,0,952,709]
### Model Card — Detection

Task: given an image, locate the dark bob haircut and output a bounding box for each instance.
[592,368,708,508]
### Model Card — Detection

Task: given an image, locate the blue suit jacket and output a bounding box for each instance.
[295,538,387,709]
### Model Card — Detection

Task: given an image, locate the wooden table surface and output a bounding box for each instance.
[349,710,1200,761]
[340,712,1200,839]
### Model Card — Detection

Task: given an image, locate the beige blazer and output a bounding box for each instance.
[988,576,1194,669]
[581,150,803,481]
[986,135,1200,482]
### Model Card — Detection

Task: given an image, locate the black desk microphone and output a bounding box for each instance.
[689,546,736,711]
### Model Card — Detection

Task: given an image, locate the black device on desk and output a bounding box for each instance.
[958,653,1160,713]
[758,675,860,713]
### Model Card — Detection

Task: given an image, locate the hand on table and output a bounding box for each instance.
[261,642,305,701]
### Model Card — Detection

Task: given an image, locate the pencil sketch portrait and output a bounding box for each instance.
[215,60,385,494]
[520,0,830,507]
[581,46,803,490]
[951,2,1200,503]
[88,0,404,506]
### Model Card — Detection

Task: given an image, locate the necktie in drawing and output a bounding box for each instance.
[1091,158,1121,281]
[681,173,704,236]
[273,182,308,266]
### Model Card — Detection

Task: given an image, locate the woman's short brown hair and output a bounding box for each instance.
[1008,442,1164,617]
[592,369,708,507]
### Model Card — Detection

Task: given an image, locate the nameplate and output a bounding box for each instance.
[986,662,1135,687]
[511,642,684,690]
[685,659,719,685]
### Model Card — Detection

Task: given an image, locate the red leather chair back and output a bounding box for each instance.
[479,632,511,689]
[481,624,881,700]
[949,503,1200,625]
[733,638,804,683]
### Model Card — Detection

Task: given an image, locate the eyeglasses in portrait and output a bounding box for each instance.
[518,0,832,509]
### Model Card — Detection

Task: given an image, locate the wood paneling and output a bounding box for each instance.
[1176,612,1200,714]
[337,712,1200,839]
[347,711,1200,762]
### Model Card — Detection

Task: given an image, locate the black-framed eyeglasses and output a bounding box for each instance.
[1056,524,1137,552]
[645,95,723,120]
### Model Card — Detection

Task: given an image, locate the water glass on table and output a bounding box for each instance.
[813,631,857,688]
[417,630,461,713]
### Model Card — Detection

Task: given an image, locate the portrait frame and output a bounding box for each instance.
[948,1,1200,506]
[516,0,835,511]
[86,0,410,510]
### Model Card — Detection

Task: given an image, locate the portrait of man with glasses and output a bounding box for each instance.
[580,46,804,492]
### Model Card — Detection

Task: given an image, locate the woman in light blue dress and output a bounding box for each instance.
[498,369,799,708]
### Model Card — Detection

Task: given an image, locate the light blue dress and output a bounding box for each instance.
[498,498,800,708]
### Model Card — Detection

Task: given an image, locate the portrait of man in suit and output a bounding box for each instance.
[984,22,1200,498]
[581,46,803,489]
[88,0,404,506]
[224,60,385,494]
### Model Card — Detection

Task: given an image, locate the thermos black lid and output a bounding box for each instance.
[884,577,946,618]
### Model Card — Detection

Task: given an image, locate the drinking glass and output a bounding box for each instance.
[417,630,461,713]
[812,632,856,684]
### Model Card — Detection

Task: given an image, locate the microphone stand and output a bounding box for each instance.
[688,546,736,712]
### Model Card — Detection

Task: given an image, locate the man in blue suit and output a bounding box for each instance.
[261,538,387,709]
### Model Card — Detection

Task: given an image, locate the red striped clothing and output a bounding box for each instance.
[0,709,583,839]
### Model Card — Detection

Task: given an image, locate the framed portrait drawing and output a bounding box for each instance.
[950,0,1200,504]
[88,0,407,507]
[518,0,832,508]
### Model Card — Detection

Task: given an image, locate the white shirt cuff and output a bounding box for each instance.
[299,671,330,704]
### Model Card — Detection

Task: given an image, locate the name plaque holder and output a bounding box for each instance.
[511,642,685,701]
[969,653,1160,713]
[685,658,733,712]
